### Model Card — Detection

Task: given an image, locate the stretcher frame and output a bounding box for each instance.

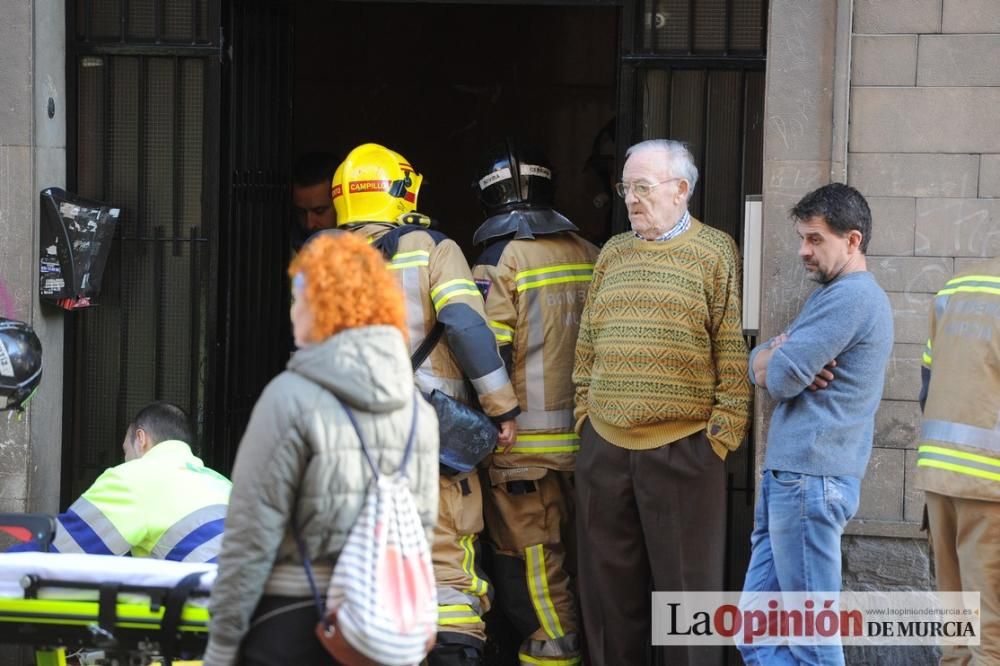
[0,514,209,666]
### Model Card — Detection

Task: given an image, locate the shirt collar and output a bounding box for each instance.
[635,210,691,242]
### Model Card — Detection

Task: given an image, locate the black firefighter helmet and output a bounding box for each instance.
[472,138,578,246]
[0,318,42,412]
[475,138,556,216]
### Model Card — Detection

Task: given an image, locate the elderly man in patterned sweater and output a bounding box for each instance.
[572,139,751,666]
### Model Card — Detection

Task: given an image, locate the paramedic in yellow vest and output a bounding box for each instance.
[14,401,231,561]
[470,139,598,666]
[915,257,1000,665]
[331,143,520,666]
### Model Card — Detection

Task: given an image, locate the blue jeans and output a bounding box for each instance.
[738,470,861,666]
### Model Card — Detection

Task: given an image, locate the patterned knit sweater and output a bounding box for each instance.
[572,219,752,459]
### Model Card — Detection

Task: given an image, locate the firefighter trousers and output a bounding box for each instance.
[433,471,491,649]
[483,466,580,665]
[926,491,1000,666]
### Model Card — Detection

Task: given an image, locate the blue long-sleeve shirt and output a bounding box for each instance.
[751,271,893,478]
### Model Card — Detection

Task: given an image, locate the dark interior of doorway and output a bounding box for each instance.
[292,1,619,254]
[291,4,617,663]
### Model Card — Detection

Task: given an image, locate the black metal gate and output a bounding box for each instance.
[65,0,222,500]
[210,0,293,471]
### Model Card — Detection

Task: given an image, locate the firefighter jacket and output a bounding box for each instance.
[914,258,1000,502]
[472,232,599,471]
[48,441,231,561]
[348,222,519,422]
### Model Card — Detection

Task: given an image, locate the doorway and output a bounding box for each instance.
[292,1,620,253]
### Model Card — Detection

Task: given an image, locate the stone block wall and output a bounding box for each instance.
[0,0,66,515]
[763,1,999,662]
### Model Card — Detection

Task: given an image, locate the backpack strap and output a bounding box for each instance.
[293,392,421,622]
[341,393,420,478]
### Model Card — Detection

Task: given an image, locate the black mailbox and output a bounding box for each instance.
[39,188,120,310]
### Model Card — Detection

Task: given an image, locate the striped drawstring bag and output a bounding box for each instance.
[299,394,437,666]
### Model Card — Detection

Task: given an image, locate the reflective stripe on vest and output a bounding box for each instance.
[431,278,481,312]
[388,250,429,271]
[498,433,580,455]
[490,320,514,344]
[437,586,483,616]
[938,274,1000,297]
[438,604,482,626]
[459,534,489,597]
[470,365,510,396]
[922,419,1000,453]
[524,290,545,414]
[53,497,130,555]
[917,445,1000,482]
[398,268,431,371]
[518,655,582,666]
[516,409,575,431]
[151,503,228,562]
[526,544,565,640]
[514,263,594,293]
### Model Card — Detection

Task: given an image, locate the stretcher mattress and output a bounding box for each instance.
[0,552,216,601]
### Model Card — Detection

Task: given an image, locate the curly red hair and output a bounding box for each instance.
[289,232,407,343]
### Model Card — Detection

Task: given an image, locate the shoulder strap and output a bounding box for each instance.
[410,321,445,371]
[371,223,433,260]
[293,392,422,621]
[340,393,421,478]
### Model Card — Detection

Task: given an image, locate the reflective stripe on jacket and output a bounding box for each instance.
[473,232,599,470]
[915,259,1000,502]
[52,441,231,561]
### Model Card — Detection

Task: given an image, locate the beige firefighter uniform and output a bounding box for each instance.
[472,232,599,666]
[915,259,1000,666]
[350,221,520,650]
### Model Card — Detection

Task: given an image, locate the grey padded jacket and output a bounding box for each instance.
[204,325,439,665]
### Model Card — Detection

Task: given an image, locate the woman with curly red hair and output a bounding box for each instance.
[206,232,439,666]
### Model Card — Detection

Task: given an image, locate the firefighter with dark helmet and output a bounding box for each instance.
[332,143,520,666]
[471,138,599,666]
[0,318,42,413]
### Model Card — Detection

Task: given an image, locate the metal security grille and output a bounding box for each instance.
[637,66,764,241]
[213,0,293,470]
[65,0,220,501]
[75,0,212,43]
[616,0,768,617]
[638,0,766,54]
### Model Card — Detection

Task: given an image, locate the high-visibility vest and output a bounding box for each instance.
[52,440,231,561]
[472,232,599,471]
[914,260,1000,502]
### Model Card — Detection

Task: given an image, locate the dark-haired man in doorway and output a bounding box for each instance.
[291,151,339,249]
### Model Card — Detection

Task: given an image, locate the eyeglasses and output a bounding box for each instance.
[614,177,683,198]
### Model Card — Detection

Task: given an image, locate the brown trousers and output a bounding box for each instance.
[484,469,579,660]
[432,472,491,645]
[575,421,726,666]
[926,491,1000,666]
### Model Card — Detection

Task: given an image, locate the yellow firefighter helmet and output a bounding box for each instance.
[332,143,423,225]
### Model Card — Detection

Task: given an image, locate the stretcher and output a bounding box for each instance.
[0,514,213,666]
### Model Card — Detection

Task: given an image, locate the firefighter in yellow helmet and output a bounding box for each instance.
[470,139,598,666]
[333,143,520,666]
